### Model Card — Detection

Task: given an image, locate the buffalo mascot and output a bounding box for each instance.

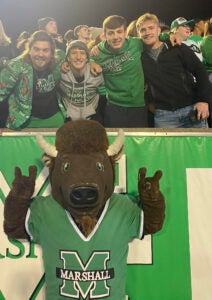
[4,120,165,300]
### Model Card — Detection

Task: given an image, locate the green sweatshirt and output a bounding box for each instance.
[90,37,145,108]
[200,36,212,73]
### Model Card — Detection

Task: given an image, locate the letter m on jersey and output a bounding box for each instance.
[57,250,114,299]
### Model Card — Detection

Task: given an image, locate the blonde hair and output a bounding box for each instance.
[0,19,11,46]
[126,19,138,37]
[136,13,160,32]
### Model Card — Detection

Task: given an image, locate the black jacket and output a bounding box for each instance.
[142,43,212,110]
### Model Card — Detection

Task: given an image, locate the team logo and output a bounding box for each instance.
[56,250,114,299]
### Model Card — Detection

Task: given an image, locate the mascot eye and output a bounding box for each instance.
[145,181,151,191]
[96,162,104,171]
[62,162,70,173]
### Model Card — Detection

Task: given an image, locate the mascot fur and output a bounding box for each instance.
[4,119,165,300]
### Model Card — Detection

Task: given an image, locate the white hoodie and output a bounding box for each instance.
[60,64,105,120]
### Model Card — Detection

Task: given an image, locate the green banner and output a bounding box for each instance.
[1,132,212,299]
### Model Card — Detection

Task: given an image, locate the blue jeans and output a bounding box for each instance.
[154,105,207,128]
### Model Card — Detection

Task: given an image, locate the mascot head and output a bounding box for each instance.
[36,120,124,236]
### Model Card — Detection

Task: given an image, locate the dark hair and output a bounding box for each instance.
[159,22,170,33]
[22,30,56,67]
[37,17,56,30]
[103,15,127,32]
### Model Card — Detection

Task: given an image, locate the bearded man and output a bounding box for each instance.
[0,30,66,130]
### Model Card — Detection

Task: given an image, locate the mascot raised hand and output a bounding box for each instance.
[4,120,165,300]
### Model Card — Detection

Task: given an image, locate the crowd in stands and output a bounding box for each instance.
[0,14,212,130]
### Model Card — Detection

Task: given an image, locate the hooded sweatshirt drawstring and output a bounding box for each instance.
[83,82,86,118]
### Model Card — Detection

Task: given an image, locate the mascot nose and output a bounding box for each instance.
[70,186,98,205]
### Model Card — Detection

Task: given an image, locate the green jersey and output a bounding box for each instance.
[26,193,143,299]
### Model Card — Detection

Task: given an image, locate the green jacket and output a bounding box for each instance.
[91,37,145,108]
[0,50,66,130]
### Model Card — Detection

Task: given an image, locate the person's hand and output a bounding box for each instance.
[169,32,182,46]
[90,62,102,76]
[56,34,64,43]
[90,45,100,56]
[195,102,209,120]
[61,61,70,73]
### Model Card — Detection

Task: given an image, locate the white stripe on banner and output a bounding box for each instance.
[127,235,152,264]
[186,168,212,300]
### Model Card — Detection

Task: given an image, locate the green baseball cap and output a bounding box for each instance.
[170,17,195,31]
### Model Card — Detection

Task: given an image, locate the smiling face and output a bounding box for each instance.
[29,41,53,70]
[105,25,127,51]
[138,20,161,49]
[67,46,88,72]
